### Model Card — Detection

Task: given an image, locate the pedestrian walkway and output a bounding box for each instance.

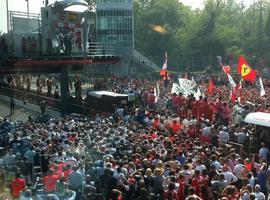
[0,96,60,122]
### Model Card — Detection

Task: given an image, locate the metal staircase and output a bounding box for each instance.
[133,49,160,71]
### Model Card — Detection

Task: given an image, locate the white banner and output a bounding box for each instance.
[194,88,202,100]
[179,78,196,90]
[227,74,236,88]
[154,82,160,103]
[259,77,266,97]
[191,76,197,88]
[171,83,195,97]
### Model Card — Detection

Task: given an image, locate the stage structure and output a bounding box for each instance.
[41,0,90,55]
[4,0,121,113]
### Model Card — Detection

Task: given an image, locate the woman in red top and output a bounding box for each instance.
[177,173,186,200]
[10,172,26,198]
[191,170,203,197]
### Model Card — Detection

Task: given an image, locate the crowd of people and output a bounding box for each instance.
[3,74,86,100]
[0,73,270,200]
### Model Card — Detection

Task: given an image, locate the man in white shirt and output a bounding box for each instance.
[233,158,244,179]
[222,166,237,185]
[253,184,265,200]
[234,127,247,144]
[232,102,242,125]
[195,159,207,174]
[202,123,211,137]
[259,142,269,162]
[218,127,229,145]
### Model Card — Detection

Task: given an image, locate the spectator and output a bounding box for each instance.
[10,172,26,198]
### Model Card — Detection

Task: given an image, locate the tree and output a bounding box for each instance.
[133,0,270,71]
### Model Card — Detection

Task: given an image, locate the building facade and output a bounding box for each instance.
[96,0,134,58]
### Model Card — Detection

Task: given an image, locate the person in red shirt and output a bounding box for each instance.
[147,91,156,109]
[191,170,203,197]
[221,102,231,126]
[163,182,179,200]
[110,189,123,200]
[171,120,182,134]
[213,97,223,121]
[172,93,179,112]
[187,125,196,139]
[152,117,160,129]
[197,96,205,119]
[10,172,26,198]
[63,164,73,181]
[43,169,59,193]
[207,100,215,121]
[177,173,186,200]
[191,98,198,117]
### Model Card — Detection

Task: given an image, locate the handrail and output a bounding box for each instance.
[135,46,161,66]
[133,49,160,71]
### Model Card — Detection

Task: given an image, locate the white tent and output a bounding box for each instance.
[244,112,270,127]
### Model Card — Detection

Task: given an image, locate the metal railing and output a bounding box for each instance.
[88,42,120,56]
[0,86,61,112]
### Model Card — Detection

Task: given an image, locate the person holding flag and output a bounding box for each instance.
[217,56,231,75]
[208,78,215,96]
[259,77,266,97]
[160,51,169,89]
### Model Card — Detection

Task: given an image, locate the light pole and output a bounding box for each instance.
[6,0,9,32]
[26,0,29,18]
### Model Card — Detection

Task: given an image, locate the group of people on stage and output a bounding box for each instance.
[21,36,37,57]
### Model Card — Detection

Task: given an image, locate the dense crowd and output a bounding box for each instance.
[1,74,270,200]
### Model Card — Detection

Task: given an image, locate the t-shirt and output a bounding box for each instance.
[202,127,211,137]
[171,123,182,134]
[259,147,269,161]
[254,192,265,200]
[218,131,229,143]
[11,178,26,198]
[43,174,59,192]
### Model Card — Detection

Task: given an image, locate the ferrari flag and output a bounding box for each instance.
[237,56,256,82]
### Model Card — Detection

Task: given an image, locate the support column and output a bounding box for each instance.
[60,65,69,113]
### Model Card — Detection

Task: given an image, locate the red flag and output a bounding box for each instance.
[237,56,257,82]
[222,65,231,74]
[208,79,215,96]
[160,69,167,76]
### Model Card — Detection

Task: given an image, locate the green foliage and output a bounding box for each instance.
[134,0,270,71]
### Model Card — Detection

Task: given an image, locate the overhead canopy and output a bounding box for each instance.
[88,91,128,98]
[244,112,270,127]
[52,0,89,11]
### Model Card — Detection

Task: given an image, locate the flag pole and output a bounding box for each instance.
[26,0,29,19]
[6,0,9,31]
